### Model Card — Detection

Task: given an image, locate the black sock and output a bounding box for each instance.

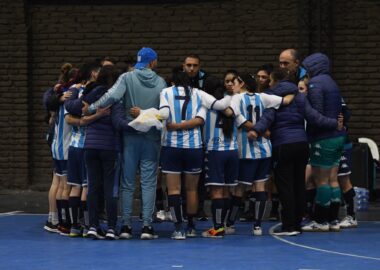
[253,192,267,227]
[271,193,279,215]
[156,188,164,211]
[212,199,224,229]
[305,189,316,218]
[315,203,329,224]
[187,214,196,229]
[248,196,256,218]
[69,196,80,227]
[61,199,71,226]
[168,194,182,230]
[226,196,241,226]
[343,188,356,218]
[56,199,63,225]
[223,198,231,225]
[329,202,341,222]
[81,200,89,227]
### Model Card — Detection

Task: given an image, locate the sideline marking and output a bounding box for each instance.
[0,211,23,217]
[269,223,380,261]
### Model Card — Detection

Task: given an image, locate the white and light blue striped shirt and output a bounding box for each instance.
[231,92,282,159]
[160,86,204,149]
[51,90,71,160]
[199,107,238,151]
[66,86,86,149]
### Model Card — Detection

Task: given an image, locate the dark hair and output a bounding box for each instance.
[96,65,120,88]
[184,54,201,62]
[58,63,73,83]
[271,68,289,83]
[84,65,120,95]
[172,66,191,97]
[223,69,239,80]
[239,73,257,93]
[204,76,234,138]
[78,61,101,82]
[172,66,190,87]
[256,63,273,75]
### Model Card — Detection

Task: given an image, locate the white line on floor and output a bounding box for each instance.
[269,223,380,261]
[0,211,23,217]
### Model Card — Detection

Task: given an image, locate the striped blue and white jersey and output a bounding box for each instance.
[231,92,282,159]
[66,86,86,149]
[198,107,238,151]
[160,86,215,149]
[51,88,72,160]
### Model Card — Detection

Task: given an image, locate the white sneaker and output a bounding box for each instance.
[339,216,358,228]
[156,210,166,222]
[165,210,173,222]
[301,221,329,232]
[329,220,341,232]
[225,225,236,235]
[171,229,186,240]
[252,226,262,236]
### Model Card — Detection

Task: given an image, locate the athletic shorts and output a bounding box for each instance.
[204,150,239,187]
[238,158,271,185]
[160,146,203,174]
[67,146,87,186]
[53,159,68,176]
[338,143,352,177]
[310,136,345,168]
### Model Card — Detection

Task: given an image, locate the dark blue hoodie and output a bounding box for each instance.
[302,53,345,142]
[253,81,338,147]
[64,85,135,151]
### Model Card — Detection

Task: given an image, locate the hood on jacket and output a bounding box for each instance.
[268,80,298,97]
[302,53,331,78]
[133,68,162,88]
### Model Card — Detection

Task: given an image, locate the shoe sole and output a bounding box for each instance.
[119,234,133,240]
[43,226,59,233]
[302,228,329,232]
[141,234,158,240]
[202,234,224,238]
[171,236,186,240]
[340,225,358,228]
[271,231,300,236]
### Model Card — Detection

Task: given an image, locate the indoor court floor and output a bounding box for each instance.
[0,212,379,270]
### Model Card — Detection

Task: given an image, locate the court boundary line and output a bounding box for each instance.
[269,223,380,261]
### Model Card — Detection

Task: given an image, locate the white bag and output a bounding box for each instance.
[128,108,163,132]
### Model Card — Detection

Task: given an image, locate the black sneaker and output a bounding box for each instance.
[141,226,158,240]
[87,227,105,240]
[119,225,133,239]
[197,209,208,221]
[106,228,116,240]
[44,221,59,233]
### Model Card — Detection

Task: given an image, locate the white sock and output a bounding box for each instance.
[52,212,59,225]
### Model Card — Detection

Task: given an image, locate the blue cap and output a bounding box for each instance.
[134,47,158,69]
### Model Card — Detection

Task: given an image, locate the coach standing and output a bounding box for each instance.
[84,47,167,239]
